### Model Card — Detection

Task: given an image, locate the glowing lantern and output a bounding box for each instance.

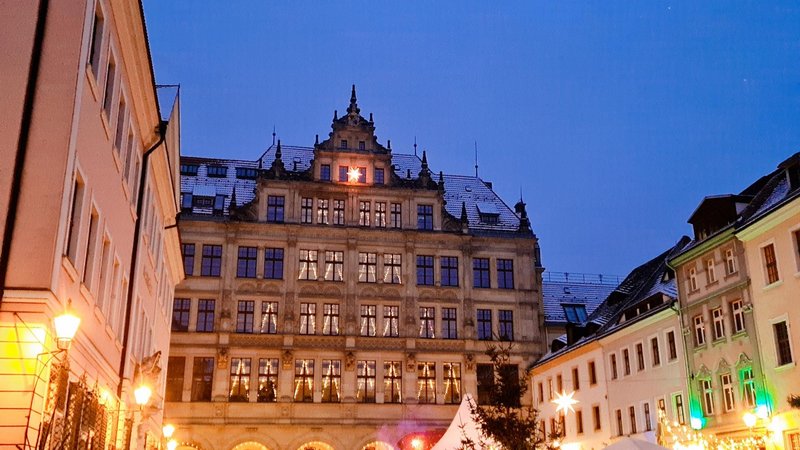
[134,384,152,407]
[53,307,80,350]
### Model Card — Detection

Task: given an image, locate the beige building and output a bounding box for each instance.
[0,1,183,449]
[735,154,800,449]
[165,88,545,450]
[532,238,690,450]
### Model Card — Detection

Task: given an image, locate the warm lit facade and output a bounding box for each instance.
[165,88,545,450]
[0,1,182,449]
[735,155,800,449]
[532,239,689,450]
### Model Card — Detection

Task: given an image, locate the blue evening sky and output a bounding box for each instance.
[143,1,800,277]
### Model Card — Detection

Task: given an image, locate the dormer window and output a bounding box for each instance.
[235,167,258,179]
[359,141,365,150]
[340,140,348,149]
[180,164,199,176]
[207,165,227,178]
[563,304,587,323]
[476,202,500,225]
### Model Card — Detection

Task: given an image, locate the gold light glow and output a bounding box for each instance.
[410,437,424,450]
[53,309,80,350]
[163,423,176,438]
[552,390,579,414]
[347,167,361,183]
[743,412,757,428]
[166,439,178,450]
[134,384,152,407]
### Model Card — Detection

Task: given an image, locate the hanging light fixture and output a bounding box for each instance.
[134,384,152,408]
[53,301,81,351]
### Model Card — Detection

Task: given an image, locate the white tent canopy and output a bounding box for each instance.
[602,437,670,450]
[430,394,498,450]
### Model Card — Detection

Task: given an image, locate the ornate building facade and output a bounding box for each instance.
[166,88,545,450]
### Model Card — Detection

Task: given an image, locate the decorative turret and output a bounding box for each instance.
[515,197,531,233]
[460,201,470,234]
[316,86,389,155]
[266,140,286,178]
[347,84,360,115]
[418,150,433,186]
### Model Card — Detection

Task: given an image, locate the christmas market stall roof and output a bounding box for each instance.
[179,144,529,235]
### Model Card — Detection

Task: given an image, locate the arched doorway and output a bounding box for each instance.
[231,442,270,450]
[296,442,335,450]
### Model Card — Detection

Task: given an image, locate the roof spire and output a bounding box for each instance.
[272,125,276,145]
[421,150,428,170]
[474,141,479,177]
[315,134,319,145]
[369,112,373,123]
[461,201,469,223]
[347,84,360,115]
[275,140,282,160]
[414,136,418,156]
[333,109,338,121]
[387,139,391,150]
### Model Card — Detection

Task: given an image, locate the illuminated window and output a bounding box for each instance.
[741,368,756,407]
[301,197,313,223]
[701,378,715,416]
[419,307,435,338]
[383,254,402,284]
[383,306,399,337]
[712,307,725,340]
[673,393,686,424]
[358,252,377,283]
[417,362,436,404]
[317,199,329,224]
[324,250,343,281]
[294,359,314,402]
[228,358,251,402]
[731,300,745,334]
[359,201,371,226]
[706,258,716,283]
[260,302,278,334]
[299,303,316,334]
[257,358,278,402]
[721,373,735,412]
[694,315,706,346]
[375,202,387,227]
[725,248,737,274]
[384,361,402,403]
[443,363,461,404]
[298,250,318,280]
[322,303,339,336]
[360,305,377,337]
[321,359,341,403]
[357,360,376,403]
[333,199,345,225]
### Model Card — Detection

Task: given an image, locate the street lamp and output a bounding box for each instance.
[53,302,81,351]
[134,384,152,409]
[166,440,178,450]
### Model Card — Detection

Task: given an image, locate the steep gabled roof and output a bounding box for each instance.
[542,273,621,326]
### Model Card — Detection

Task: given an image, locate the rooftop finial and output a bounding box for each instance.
[369,112,373,123]
[272,125,276,145]
[315,134,319,145]
[387,139,391,150]
[347,84,360,115]
[474,141,479,177]
[414,136,418,156]
[333,110,338,121]
[421,150,428,170]
[276,140,282,160]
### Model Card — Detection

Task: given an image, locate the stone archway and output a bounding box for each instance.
[360,441,396,450]
[231,442,270,450]
[296,441,335,450]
